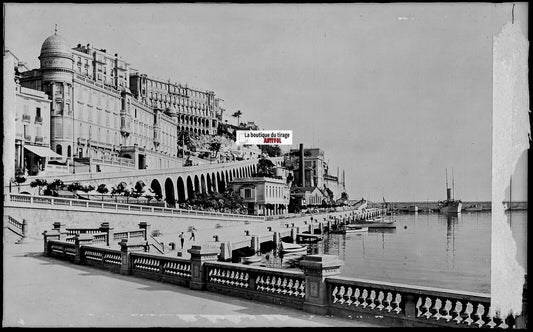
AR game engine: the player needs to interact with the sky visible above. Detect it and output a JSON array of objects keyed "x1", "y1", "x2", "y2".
[{"x1": 4, "y1": 3, "x2": 528, "y2": 202}]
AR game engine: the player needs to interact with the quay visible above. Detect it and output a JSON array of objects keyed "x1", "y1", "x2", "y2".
[
  {"x1": 2, "y1": 240, "x2": 379, "y2": 327},
  {"x1": 4, "y1": 198, "x2": 528, "y2": 328}
]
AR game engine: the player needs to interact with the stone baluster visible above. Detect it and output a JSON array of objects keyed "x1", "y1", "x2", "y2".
[
  {"x1": 300, "y1": 254, "x2": 343, "y2": 315},
  {"x1": 42, "y1": 229, "x2": 60, "y2": 256},
  {"x1": 74, "y1": 234, "x2": 93, "y2": 264},
  {"x1": 188, "y1": 243, "x2": 220, "y2": 290}
]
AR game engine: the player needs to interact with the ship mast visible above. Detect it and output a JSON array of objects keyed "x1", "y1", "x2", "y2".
[
  {"x1": 446, "y1": 168, "x2": 448, "y2": 189},
  {"x1": 452, "y1": 168, "x2": 455, "y2": 201}
]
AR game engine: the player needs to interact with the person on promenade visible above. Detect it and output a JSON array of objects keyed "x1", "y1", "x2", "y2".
[
  {"x1": 189, "y1": 227, "x2": 196, "y2": 241},
  {"x1": 179, "y1": 232, "x2": 185, "y2": 249}
]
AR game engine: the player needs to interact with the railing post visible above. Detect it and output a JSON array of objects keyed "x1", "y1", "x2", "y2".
[
  {"x1": 403, "y1": 294, "x2": 418, "y2": 318},
  {"x1": 220, "y1": 241, "x2": 232, "y2": 261},
  {"x1": 138, "y1": 222, "x2": 150, "y2": 240},
  {"x1": 21, "y1": 219, "x2": 27, "y2": 238},
  {"x1": 74, "y1": 234, "x2": 93, "y2": 264},
  {"x1": 188, "y1": 243, "x2": 220, "y2": 290},
  {"x1": 119, "y1": 239, "x2": 132, "y2": 275},
  {"x1": 42, "y1": 230, "x2": 60, "y2": 256},
  {"x1": 53, "y1": 221, "x2": 67, "y2": 240},
  {"x1": 291, "y1": 227, "x2": 299, "y2": 243},
  {"x1": 273, "y1": 232, "x2": 281, "y2": 248},
  {"x1": 250, "y1": 235, "x2": 260, "y2": 253},
  {"x1": 300, "y1": 255, "x2": 343, "y2": 315},
  {"x1": 99, "y1": 222, "x2": 114, "y2": 246}
]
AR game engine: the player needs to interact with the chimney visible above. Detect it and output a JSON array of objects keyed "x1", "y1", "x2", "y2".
[{"x1": 299, "y1": 143, "x2": 305, "y2": 187}]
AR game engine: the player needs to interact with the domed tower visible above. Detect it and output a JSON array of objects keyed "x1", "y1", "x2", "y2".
[{"x1": 38, "y1": 31, "x2": 74, "y2": 158}]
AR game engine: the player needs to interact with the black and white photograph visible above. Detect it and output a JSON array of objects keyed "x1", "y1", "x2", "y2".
[{"x1": 2, "y1": 2, "x2": 529, "y2": 328}]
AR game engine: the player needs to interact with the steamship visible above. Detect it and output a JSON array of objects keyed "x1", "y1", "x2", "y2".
[{"x1": 439, "y1": 168, "x2": 462, "y2": 214}]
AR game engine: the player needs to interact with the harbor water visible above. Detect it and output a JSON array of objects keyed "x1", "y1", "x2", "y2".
[{"x1": 260, "y1": 210, "x2": 527, "y2": 294}]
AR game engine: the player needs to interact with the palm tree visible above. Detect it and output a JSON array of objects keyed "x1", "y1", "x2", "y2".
[{"x1": 232, "y1": 110, "x2": 242, "y2": 127}]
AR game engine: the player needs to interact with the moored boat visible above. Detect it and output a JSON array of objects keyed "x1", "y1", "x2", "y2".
[
  {"x1": 463, "y1": 204, "x2": 483, "y2": 212},
  {"x1": 241, "y1": 255, "x2": 262, "y2": 264},
  {"x1": 356, "y1": 217, "x2": 397, "y2": 228},
  {"x1": 280, "y1": 241, "x2": 307, "y2": 254},
  {"x1": 330, "y1": 225, "x2": 368, "y2": 234},
  {"x1": 439, "y1": 168, "x2": 462, "y2": 214}
]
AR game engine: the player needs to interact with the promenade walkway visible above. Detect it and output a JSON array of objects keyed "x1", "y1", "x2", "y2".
[{"x1": 3, "y1": 239, "x2": 381, "y2": 327}]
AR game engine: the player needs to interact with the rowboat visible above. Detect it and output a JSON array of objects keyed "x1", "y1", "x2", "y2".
[
  {"x1": 280, "y1": 241, "x2": 307, "y2": 254},
  {"x1": 356, "y1": 217, "x2": 397, "y2": 228},
  {"x1": 330, "y1": 225, "x2": 368, "y2": 234},
  {"x1": 241, "y1": 255, "x2": 262, "y2": 264},
  {"x1": 345, "y1": 225, "x2": 368, "y2": 233}
]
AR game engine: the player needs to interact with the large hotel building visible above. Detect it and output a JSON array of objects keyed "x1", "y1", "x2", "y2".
[{"x1": 13, "y1": 31, "x2": 222, "y2": 176}]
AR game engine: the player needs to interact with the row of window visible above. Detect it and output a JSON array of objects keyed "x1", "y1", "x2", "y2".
[
  {"x1": 147, "y1": 80, "x2": 210, "y2": 100},
  {"x1": 266, "y1": 185, "x2": 287, "y2": 199}
]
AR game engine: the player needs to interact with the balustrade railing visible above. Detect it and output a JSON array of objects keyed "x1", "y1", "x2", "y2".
[
  {"x1": 47, "y1": 240, "x2": 76, "y2": 261},
  {"x1": 82, "y1": 246, "x2": 122, "y2": 272},
  {"x1": 4, "y1": 193, "x2": 263, "y2": 221},
  {"x1": 204, "y1": 261, "x2": 306, "y2": 308},
  {"x1": 7, "y1": 215, "x2": 23, "y2": 232},
  {"x1": 41, "y1": 229, "x2": 526, "y2": 329},
  {"x1": 327, "y1": 277, "x2": 516, "y2": 328},
  {"x1": 131, "y1": 252, "x2": 191, "y2": 286}
]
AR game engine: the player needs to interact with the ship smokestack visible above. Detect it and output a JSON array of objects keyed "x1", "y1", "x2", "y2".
[
  {"x1": 299, "y1": 143, "x2": 305, "y2": 187},
  {"x1": 447, "y1": 188, "x2": 452, "y2": 201}
]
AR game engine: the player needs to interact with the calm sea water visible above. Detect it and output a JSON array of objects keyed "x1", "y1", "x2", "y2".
[{"x1": 260, "y1": 210, "x2": 527, "y2": 294}]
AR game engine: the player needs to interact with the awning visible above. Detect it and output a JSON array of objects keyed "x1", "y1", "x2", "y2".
[{"x1": 24, "y1": 145, "x2": 62, "y2": 158}]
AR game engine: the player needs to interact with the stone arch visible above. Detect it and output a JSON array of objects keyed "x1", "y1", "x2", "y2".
[
  {"x1": 150, "y1": 179, "x2": 162, "y2": 200},
  {"x1": 134, "y1": 180, "x2": 146, "y2": 193},
  {"x1": 177, "y1": 177, "x2": 186, "y2": 203},
  {"x1": 211, "y1": 172, "x2": 217, "y2": 192},
  {"x1": 186, "y1": 176, "x2": 194, "y2": 199},
  {"x1": 206, "y1": 173, "x2": 212, "y2": 193},
  {"x1": 200, "y1": 174, "x2": 206, "y2": 194},
  {"x1": 194, "y1": 175, "x2": 200, "y2": 194},
  {"x1": 164, "y1": 177, "x2": 176, "y2": 207},
  {"x1": 216, "y1": 172, "x2": 223, "y2": 193}
]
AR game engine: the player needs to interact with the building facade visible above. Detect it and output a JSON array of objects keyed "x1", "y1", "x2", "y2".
[
  {"x1": 231, "y1": 177, "x2": 290, "y2": 216},
  {"x1": 4, "y1": 50, "x2": 62, "y2": 180},
  {"x1": 19, "y1": 32, "x2": 223, "y2": 173}
]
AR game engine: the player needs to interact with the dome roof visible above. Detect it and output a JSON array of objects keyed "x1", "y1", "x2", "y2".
[{"x1": 40, "y1": 34, "x2": 71, "y2": 55}]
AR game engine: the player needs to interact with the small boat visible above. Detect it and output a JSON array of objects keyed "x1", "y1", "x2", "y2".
[
  {"x1": 463, "y1": 204, "x2": 483, "y2": 212},
  {"x1": 241, "y1": 255, "x2": 262, "y2": 264},
  {"x1": 345, "y1": 225, "x2": 368, "y2": 233},
  {"x1": 330, "y1": 225, "x2": 368, "y2": 234},
  {"x1": 356, "y1": 218, "x2": 397, "y2": 228},
  {"x1": 407, "y1": 205, "x2": 418, "y2": 213},
  {"x1": 280, "y1": 241, "x2": 307, "y2": 254}
]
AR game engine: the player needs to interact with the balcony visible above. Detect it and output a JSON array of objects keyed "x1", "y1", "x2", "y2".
[
  {"x1": 35, "y1": 136, "x2": 44, "y2": 144},
  {"x1": 35, "y1": 116, "x2": 43, "y2": 124},
  {"x1": 22, "y1": 114, "x2": 31, "y2": 123}
]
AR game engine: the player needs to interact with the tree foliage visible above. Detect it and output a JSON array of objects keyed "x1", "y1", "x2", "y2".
[
  {"x1": 254, "y1": 158, "x2": 276, "y2": 178},
  {"x1": 261, "y1": 144, "x2": 282, "y2": 157}
]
